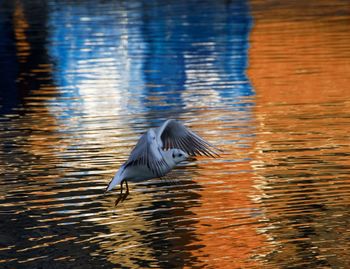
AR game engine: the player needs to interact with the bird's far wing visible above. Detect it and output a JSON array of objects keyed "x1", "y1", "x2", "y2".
[
  {"x1": 125, "y1": 129, "x2": 169, "y2": 176},
  {"x1": 157, "y1": 119, "x2": 220, "y2": 157}
]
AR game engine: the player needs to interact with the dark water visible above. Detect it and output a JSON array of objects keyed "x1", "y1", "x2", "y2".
[{"x1": 1, "y1": 0, "x2": 350, "y2": 268}]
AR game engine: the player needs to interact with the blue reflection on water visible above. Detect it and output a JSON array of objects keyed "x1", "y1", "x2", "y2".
[
  {"x1": 141, "y1": 1, "x2": 253, "y2": 111},
  {"x1": 46, "y1": 0, "x2": 253, "y2": 121},
  {"x1": 48, "y1": 1, "x2": 148, "y2": 119}
]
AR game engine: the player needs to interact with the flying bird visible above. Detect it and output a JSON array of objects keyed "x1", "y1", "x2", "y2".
[{"x1": 106, "y1": 119, "x2": 220, "y2": 206}]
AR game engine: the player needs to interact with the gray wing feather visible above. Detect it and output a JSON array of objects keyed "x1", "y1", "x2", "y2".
[
  {"x1": 126, "y1": 130, "x2": 169, "y2": 176},
  {"x1": 157, "y1": 119, "x2": 220, "y2": 157}
]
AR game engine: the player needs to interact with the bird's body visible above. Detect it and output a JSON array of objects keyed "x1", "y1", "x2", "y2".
[
  {"x1": 107, "y1": 147, "x2": 186, "y2": 189},
  {"x1": 106, "y1": 119, "x2": 220, "y2": 205}
]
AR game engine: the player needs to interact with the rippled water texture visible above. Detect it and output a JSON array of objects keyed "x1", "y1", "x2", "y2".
[{"x1": 1, "y1": 0, "x2": 350, "y2": 268}]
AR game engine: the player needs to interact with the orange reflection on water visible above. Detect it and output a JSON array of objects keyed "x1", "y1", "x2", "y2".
[
  {"x1": 184, "y1": 113, "x2": 270, "y2": 269},
  {"x1": 248, "y1": 0, "x2": 350, "y2": 267},
  {"x1": 13, "y1": 1, "x2": 30, "y2": 62},
  {"x1": 249, "y1": 0, "x2": 350, "y2": 104}
]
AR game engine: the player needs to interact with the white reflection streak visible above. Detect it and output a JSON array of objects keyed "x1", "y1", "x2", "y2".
[
  {"x1": 77, "y1": 16, "x2": 135, "y2": 117},
  {"x1": 182, "y1": 50, "x2": 222, "y2": 108},
  {"x1": 48, "y1": 7, "x2": 145, "y2": 122}
]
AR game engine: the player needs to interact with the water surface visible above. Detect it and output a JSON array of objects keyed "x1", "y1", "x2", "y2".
[{"x1": 1, "y1": 0, "x2": 350, "y2": 268}]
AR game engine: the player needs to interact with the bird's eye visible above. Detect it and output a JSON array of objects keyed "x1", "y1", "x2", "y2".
[
  {"x1": 172, "y1": 152, "x2": 175, "y2": 158},
  {"x1": 179, "y1": 153, "x2": 183, "y2": 157}
]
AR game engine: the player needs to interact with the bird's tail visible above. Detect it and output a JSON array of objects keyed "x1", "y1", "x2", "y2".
[{"x1": 105, "y1": 166, "x2": 125, "y2": 192}]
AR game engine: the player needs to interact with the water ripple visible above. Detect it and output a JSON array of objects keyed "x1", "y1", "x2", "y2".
[{"x1": 1, "y1": 0, "x2": 350, "y2": 268}]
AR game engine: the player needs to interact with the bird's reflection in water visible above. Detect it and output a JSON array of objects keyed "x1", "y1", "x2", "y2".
[{"x1": 133, "y1": 167, "x2": 202, "y2": 268}]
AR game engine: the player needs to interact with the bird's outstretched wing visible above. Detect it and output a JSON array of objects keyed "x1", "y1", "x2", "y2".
[
  {"x1": 156, "y1": 119, "x2": 220, "y2": 157},
  {"x1": 125, "y1": 129, "x2": 169, "y2": 176}
]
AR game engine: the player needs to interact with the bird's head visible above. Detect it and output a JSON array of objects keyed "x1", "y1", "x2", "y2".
[{"x1": 170, "y1": 148, "x2": 188, "y2": 164}]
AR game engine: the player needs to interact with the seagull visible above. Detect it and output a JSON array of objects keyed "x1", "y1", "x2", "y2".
[{"x1": 106, "y1": 119, "x2": 220, "y2": 206}]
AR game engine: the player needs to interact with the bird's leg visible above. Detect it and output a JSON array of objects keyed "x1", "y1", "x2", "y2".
[
  {"x1": 114, "y1": 181, "x2": 124, "y2": 206},
  {"x1": 121, "y1": 180, "x2": 129, "y2": 202}
]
